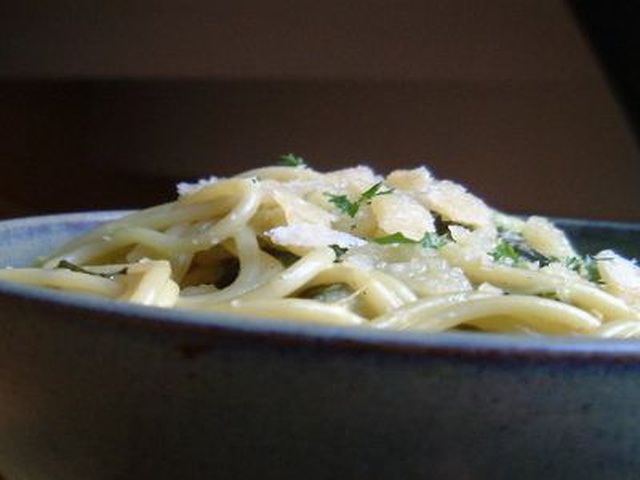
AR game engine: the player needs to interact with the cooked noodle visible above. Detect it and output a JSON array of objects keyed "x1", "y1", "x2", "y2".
[{"x1": 2, "y1": 161, "x2": 640, "y2": 337}]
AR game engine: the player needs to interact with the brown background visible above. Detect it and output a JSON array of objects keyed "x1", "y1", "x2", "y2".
[{"x1": 1, "y1": 0, "x2": 638, "y2": 220}]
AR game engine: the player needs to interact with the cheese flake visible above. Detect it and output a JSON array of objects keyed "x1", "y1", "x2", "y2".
[{"x1": 265, "y1": 223, "x2": 367, "y2": 249}]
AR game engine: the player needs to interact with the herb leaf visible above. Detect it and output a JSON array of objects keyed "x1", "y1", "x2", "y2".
[
  {"x1": 325, "y1": 181, "x2": 394, "y2": 218},
  {"x1": 56, "y1": 260, "x2": 127, "y2": 279},
  {"x1": 538, "y1": 291, "x2": 561, "y2": 301},
  {"x1": 278, "y1": 153, "x2": 306, "y2": 168},
  {"x1": 566, "y1": 255, "x2": 602, "y2": 284},
  {"x1": 489, "y1": 241, "x2": 523, "y2": 265},
  {"x1": 491, "y1": 227, "x2": 561, "y2": 268},
  {"x1": 329, "y1": 244, "x2": 348, "y2": 261},
  {"x1": 326, "y1": 194, "x2": 360, "y2": 217},
  {"x1": 359, "y1": 182, "x2": 394, "y2": 202},
  {"x1": 372, "y1": 231, "x2": 450, "y2": 249},
  {"x1": 372, "y1": 232, "x2": 417, "y2": 245},
  {"x1": 492, "y1": 228, "x2": 604, "y2": 283},
  {"x1": 421, "y1": 232, "x2": 450, "y2": 249}
]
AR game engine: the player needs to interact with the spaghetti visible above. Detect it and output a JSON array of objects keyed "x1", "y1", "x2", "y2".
[{"x1": 2, "y1": 160, "x2": 640, "y2": 337}]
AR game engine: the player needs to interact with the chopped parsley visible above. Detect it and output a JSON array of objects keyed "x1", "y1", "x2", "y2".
[
  {"x1": 56, "y1": 260, "x2": 127, "y2": 279},
  {"x1": 565, "y1": 255, "x2": 602, "y2": 284},
  {"x1": 538, "y1": 291, "x2": 561, "y2": 301},
  {"x1": 421, "y1": 232, "x2": 450, "y2": 249},
  {"x1": 494, "y1": 228, "x2": 554, "y2": 266},
  {"x1": 492, "y1": 228, "x2": 606, "y2": 284},
  {"x1": 326, "y1": 193, "x2": 360, "y2": 217},
  {"x1": 489, "y1": 241, "x2": 524, "y2": 266},
  {"x1": 371, "y1": 232, "x2": 415, "y2": 245},
  {"x1": 325, "y1": 182, "x2": 394, "y2": 218},
  {"x1": 278, "y1": 153, "x2": 307, "y2": 168},
  {"x1": 360, "y1": 182, "x2": 394, "y2": 202},
  {"x1": 372, "y1": 231, "x2": 450, "y2": 249},
  {"x1": 329, "y1": 244, "x2": 348, "y2": 262}
]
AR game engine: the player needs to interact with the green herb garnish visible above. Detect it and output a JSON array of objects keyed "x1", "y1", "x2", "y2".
[
  {"x1": 56, "y1": 260, "x2": 127, "y2": 279},
  {"x1": 421, "y1": 232, "x2": 450, "y2": 249},
  {"x1": 371, "y1": 232, "x2": 416, "y2": 245},
  {"x1": 329, "y1": 244, "x2": 348, "y2": 262},
  {"x1": 495, "y1": 228, "x2": 555, "y2": 266},
  {"x1": 278, "y1": 153, "x2": 306, "y2": 168},
  {"x1": 538, "y1": 291, "x2": 561, "y2": 301},
  {"x1": 360, "y1": 182, "x2": 394, "y2": 202},
  {"x1": 492, "y1": 228, "x2": 606, "y2": 284},
  {"x1": 326, "y1": 193, "x2": 360, "y2": 217},
  {"x1": 325, "y1": 182, "x2": 394, "y2": 218},
  {"x1": 565, "y1": 255, "x2": 602, "y2": 284},
  {"x1": 489, "y1": 241, "x2": 523, "y2": 265},
  {"x1": 372, "y1": 231, "x2": 450, "y2": 249}
]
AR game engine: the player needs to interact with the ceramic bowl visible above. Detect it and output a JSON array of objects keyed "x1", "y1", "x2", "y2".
[{"x1": 1, "y1": 212, "x2": 640, "y2": 480}]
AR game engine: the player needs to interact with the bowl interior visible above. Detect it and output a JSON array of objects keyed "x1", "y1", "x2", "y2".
[
  {"x1": 558, "y1": 217, "x2": 640, "y2": 258},
  {"x1": 0, "y1": 211, "x2": 129, "y2": 268}
]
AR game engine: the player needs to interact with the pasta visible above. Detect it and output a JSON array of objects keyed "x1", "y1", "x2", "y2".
[{"x1": 2, "y1": 157, "x2": 640, "y2": 338}]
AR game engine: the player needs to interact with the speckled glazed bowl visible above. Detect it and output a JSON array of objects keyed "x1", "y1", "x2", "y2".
[{"x1": 1, "y1": 212, "x2": 640, "y2": 480}]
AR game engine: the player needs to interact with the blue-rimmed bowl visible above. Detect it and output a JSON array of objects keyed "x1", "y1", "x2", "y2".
[{"x1": 1, "y1": 212, "x2": 640, "y2": 480}]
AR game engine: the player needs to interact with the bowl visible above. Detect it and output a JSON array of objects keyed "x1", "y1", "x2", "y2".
[{"x1": 1, "y1": 212, "x2": 640, "y2": 480}]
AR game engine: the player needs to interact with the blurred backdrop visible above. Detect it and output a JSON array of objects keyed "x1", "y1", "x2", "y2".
[{"x1": 1, "y1": 0, "x2": 638, "y2": 220}]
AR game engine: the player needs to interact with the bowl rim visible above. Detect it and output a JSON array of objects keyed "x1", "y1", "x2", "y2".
[{"x1": 2, "y1": 210, "x2": 640, "y2": 363}]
